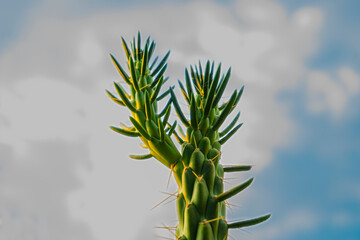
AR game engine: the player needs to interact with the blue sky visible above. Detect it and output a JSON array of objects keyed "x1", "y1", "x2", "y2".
[{"x1": 0, "y1": 0, "x2": 359, "y2": 240}]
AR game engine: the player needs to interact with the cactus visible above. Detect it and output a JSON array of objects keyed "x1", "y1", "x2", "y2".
[{"x1": 107, "y1": 32, "x2": 270, "y2": 240}]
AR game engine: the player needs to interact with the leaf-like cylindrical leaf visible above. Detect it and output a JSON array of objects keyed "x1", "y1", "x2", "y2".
[
  {"x1": 130, "y1": 117, "x2": 151, "y2": 140},
  {"x1": 121, "y1": 37, "x2": 131, "y2": 60},
  {"x1": 140, "y1": 42, "x2": 148, "y2": 76},
  {"x1": 203, "y1": 60, "x2": 210, "y2": 98},
  {"x1": 190, "y1": 96, "x2": 198, "y2": 130},
  {"x1": 129, "y1": 153, "x2": 153, "y2": 160},
  {"x1": 148, "y1": 41, "x2": 156, "y2": 61},
  {"x1": 230, "y1": 85, "x2": 244, "y2": 114},
  {"x1": 216, "y1": 178, "x2": 254, "y2": 202},
  {"x1": 136, "y1": 31, "x2": 141, "y2": 60},
  {"x1": 106, "y1": 90, "x2": 125, "y2": 106},
  {"x1": 151, "y1": 51, "x2": 170, "y2": 77},
  {"x1": 150, "y1": 64, "x2": 167, "y2": 88},
  {"x1": 227, "y1": 214, "x2": 271, "y2": 229},
  {"x1": 113, "y1": 82, "x2": 136, "y2": 112},
  {"x1": 162, "y1": 104, "x2": 171, "y2": 126},
  {"x1": 185, "y1": 68, "x2": 194, "y2": 101},
  {"x1": 219, "y1": 123, "x2": 243, "y2": 145},
  {"x1": 110, "y1": 54, "x2": 131, "y2": 85},
  {"x1": 212, "y1": 90, "x2": 237, "y2": 130},
  {"x1": 223, "y1": 165, "x2": 252, "y2": 172},
  {"x1": 157, "y1": 97, "x2": 172, "y2": 118},
  {"x1": 168, "y1": 120, "x2": 177, "y2": 137},
  {"x1": 110, "y1": 126, "x2": 140, "y2": 137},
  {"x1": 170, "y1": 88, "x2": 190, "y2": 127},
  {"x1": 178, "y1": 80, "x2": 190, "y2": 104},
  {"x1": 212, "y1": 67, "x2": 231, "y2": 107},
  {"x1": 144, "y1": 92, "x2": 152, "y2": 120},
  {"x1": 190, "y1": 66, "x2": 201, "y2": 94},
  {"x1": 158, "y1": 118, "x2": 165, "y2": 142},
  {"x1": 156, "y1": 85, "x2": 173, "y2": 101},
  {"x1": 219, "y1": 112, "x2": 240, "y2": 137},
  {"x1": 203, "y1": 64, "x2": 221, "y2": 117},
  {"x1": 129, "y1": 57, "x2": 140, "y2": 91},
  {"x1": 150, "y1": 76, "x2": 164, "y2": 103}
]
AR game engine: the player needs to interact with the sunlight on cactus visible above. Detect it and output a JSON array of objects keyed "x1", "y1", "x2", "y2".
[{"x1": 106, "y1": 32, "x2": 270, "y2": 240}]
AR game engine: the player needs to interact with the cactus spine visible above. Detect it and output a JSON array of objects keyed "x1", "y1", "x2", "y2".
[{"x1": 107, "y1": 32, "x2": 270, "y2": 240}]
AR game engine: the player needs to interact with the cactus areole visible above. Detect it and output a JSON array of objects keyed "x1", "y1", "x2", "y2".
[{"x1": 107, "y1": 32, "x2": 270, "y2": 240}]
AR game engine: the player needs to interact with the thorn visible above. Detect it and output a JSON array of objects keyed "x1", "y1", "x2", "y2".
[
  {"x1": 193, "y1": 134, "x2": 197, "y2": 148},
  {"x1": 156, "y1": 223, "x2": 176, "y2": 236},
  {"x1": 201, "y1": 216, "x2": 225, "y2": 224},
  {"x1": 210, "y1": 151, "x2": 221, "y2": 162},
  {"x1": 191, "y1": 170, "x2": 201, "y2": 181},
  {"x1": 167, "y1": 164, "x2": 174, "y2": 190},
  {"x1": 151, "y1": 191, "x2": 177, "y2": 210},
  {"x1": 225, "y1": 200, "x2": 233, "y2": 212}
]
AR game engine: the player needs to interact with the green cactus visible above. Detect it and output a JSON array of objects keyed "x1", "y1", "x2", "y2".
[{"x1": 107, "y1": 32, "x2": 270, "y2": 240}]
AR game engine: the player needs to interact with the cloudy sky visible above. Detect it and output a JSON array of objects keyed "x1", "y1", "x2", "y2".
[{"x1": 0, "y1": 0, "x2": 359, "y2": 239}]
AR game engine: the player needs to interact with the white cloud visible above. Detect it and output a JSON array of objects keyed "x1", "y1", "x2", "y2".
[
  {"x1": 244, "y1": 209, "x2": 319, "y2": 240},
  {"x1": 0, "y1": 0, "x2": 358, "y2": 239},
  {"x1": 306, "y1": 67, "x2": 360, "y2": 118}
]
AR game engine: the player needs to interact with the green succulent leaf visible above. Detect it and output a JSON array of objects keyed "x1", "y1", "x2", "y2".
[
  {"x1": 150, "y1": 76, "x2": 164, "y2": 103},
  {"x1": 150, "y1": 56, "x2": 158, "y2": 70},
  {"x1": 157, "y1": 97, "x2": 172, "y2": 118},
  {"x1": 162, "y1": 104, "x2": 171, "y2": 126},
  {"x1": 190, "y1": 96, "x2": 198, "y2": 130},
  {"x1": 219, "y1": 123, "x2": 243, "y2": 145},
  {"x1": 144, "y1": 91, "x2": 152, "y2": 120},
  {"x1": 216, "y1": 178, "x2": 253, "y2": 202},
  {"x1": 219, "y1": 112, "x2": 240, "y2": 137},
  {"x1": 170, "y1": 88, "x2": 190, "y2": 127},
  {"x1": 110, "y1": 126, "x2": 140, "y2": 137},
  {"x1": 140, "y1": 42, "x2": 148, "y2": 76},
  {"x1": 230, "y1": 85, "x2": 244, "y2": 114},
  {"x1": 129, "y1": 153, "x2": 153, "y2": 160},
  {"x1": 151, "y1": 51, "x2": 170, "y2": 77},
  {"x1": 203, "y1": 63, "x2": 221, "y2": 117},
  {"x1": 105, "y1": 90, "x2": 125, "y2": 106},
  {"x1": 184, "y1": 68, "x2": 194, "y2": 101},
  {"x1": 129, "y1": 57, "x2": 140, "y2": 92},
  {"x1": 178, "y1": 80, "x2": 190, "y2": 104},
  {"x1": 212, "y1": 90, "x2": 238, "y2": 130},
  {"x1": 156, "y1": 86, "x2": 173, "y2": 101},
  {"x1": 190, "y1": 66, "x2": 201, "y2": 95},
  {"x1": 203, "y1": 60, "x2": 211, "y2": 98},
  {"x1": 121, "y1": 37, "x2": 131, "y2": 60},
  {"x1": 212, "y1": 67, "x2": 231, "y2": 107},
  {"x1": 110, "y1": 54, "x2": 131, "y2": 85},
  {"x1": 113, "y1": 82, "x2": 136, "y2": 113},
  {"x1": 148, "y1": 41, "x2": 156, "y2": 61},
  {"x1": 168, "y1": 120, "x2": 177, "y2": 136},
  {"x1": 129, "y1": 117, "x2": 152, "y2": 140},
  {"x1": 136, "y1": 31, "x2": 141, "y2": 59},
  {"x1": 150, "y1": 64, "x2": 167, "y2": 88},
  {"x1": 227, "y1": 214, "x2": 271, "y2": 229},
  {"x1": 223, "y1": 165, "x2": 252, "y2": 172},
  {"x1": 173, "y1": 130, "x2": 185, "y2": 145}
]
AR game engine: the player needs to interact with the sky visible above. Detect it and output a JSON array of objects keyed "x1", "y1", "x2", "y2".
[{"x1": 0, "y1": 0, "x2": 359, "y2": 239}]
